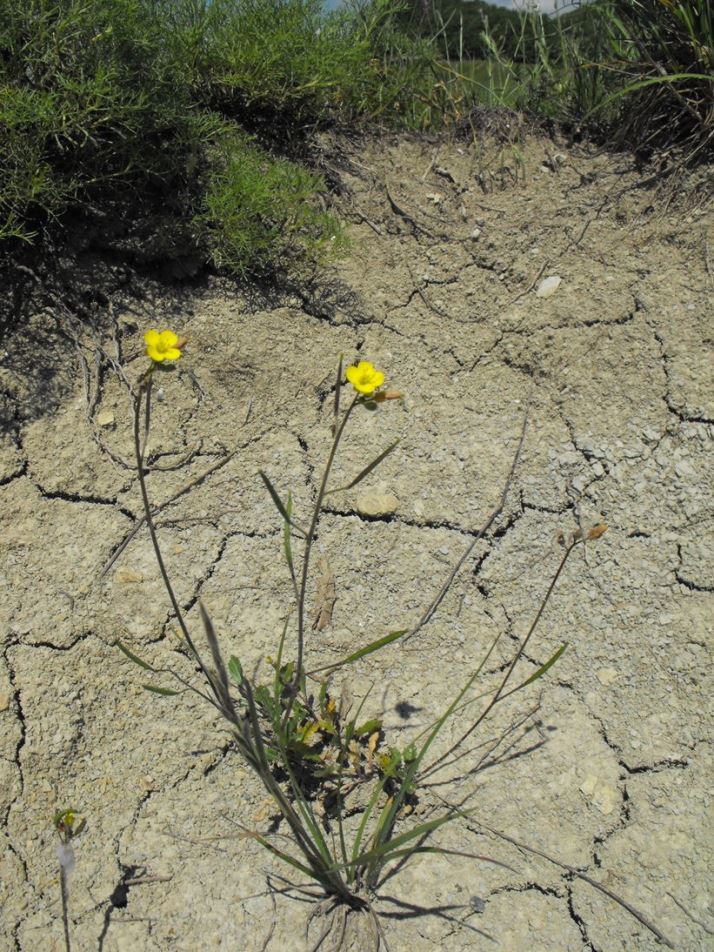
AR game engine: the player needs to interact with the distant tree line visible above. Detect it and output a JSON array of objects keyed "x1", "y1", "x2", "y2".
[{"x1": 398, "y1": 0, "x2": 605, "y2": 62}]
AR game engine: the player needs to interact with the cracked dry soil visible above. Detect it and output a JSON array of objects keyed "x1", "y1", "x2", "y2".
[{"x1": 0, "y1": 132, "x2": 712, "y2": 952}]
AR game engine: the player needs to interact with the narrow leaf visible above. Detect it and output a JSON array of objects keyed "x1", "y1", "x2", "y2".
[
  {"x1": 327, "y1": 440, "x2": 399, "y2": 494},
  {"x1": 259, "y1": 471, "x2": 306, "y2": 536},
  {"x1": 342, "y1": 628, "x2": 409, "y2": 664},
  {"x1": 245, "y1": 830, "x2": 321, "y2": 880},
  {"x1": 282, "y1": 492, "x2": 296, "y2": 585},
  {"x1": 378, "y1": 845, "x2": 516, "y2": 870},
  {"x1": 310, "y1": 630, "x2": 408, "y2": 674},
  {"x1": 519, "y1": 643, "x2": 568, "y2": 689},
  {"x1": 346, "y1": 814, "x2": 455, "y2": 870},
  {"x1": 142, "y1": 684, "x2": 181, "y2": 697},
  {"x1": 116, "y1": 641, "x2": 156, "y2": 672}
]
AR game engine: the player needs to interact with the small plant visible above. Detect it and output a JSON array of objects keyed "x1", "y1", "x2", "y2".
[
  {"x1": 111, "y1": 332, "x2": 671, "y2": 948},
  {"x1": 53, "y1": 808, "x2": 85, "y2": 952}
]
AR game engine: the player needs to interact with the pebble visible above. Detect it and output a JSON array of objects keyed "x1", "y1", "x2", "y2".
[
  {"x1": 470, "y1": 227, "x2": 482, "y2": 240},
  {"x1": 580, "y1": 774, "x2": 619, "y2": 814},
  {"x1": 535, "y1": 275, "x2": 562, "y2": 298},
  {"x1": 355, "y1": 492, "x2": 399, "y2": 517},
  {"x1": 675, "y1": 460, "x2": 695, "y2": 478},
  {"x1": 115, "y1": 567, "x2": 144, "y2": 584},
  {"x1": 596, "y1": 667, "x2": 618, "y2": 686},
  {"x1": 0, "y1": 692, "x2": 10, "y2": 712},
  {"x1": 96, "y1": 410, "x2": 115, "y2": 427}
]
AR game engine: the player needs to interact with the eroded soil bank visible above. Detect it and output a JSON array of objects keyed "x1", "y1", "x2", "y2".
[{"x1": 1, "y1": 132, "x2": 712, "y2": 951}]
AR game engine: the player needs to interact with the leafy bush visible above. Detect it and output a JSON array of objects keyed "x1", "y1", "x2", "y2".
[
  {"x1": 199, "y1": 131, "x2": 348, "y2": 275},
  {"x1": 0, "y1": 0, "x2": 446, "y2": 271}
]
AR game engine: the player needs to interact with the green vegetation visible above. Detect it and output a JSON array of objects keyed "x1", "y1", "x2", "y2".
[
  {"x1": 1, "y1": 0, "x2": 711, "y2": 277},
  {"x1": 410, "y1": 0, "x2": 713, "y2": 157},
  {"x1": 0, "y1": 0, "x2": 444, "y2": 271}
]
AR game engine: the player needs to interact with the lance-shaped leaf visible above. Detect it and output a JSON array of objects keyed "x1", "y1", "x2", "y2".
[
  {"x1": 142, "y1": 684, "x2": 181, "y2": 697},
  {"x1": 501, "y1": 643, "x2": 568, "y2": 701},
  {"x1": 228, "y1": 656, "x2": 244, "y2": 685},
  {"x1": 116, "y1": 641, "x2": 156, "y2": 672},
  {"x1": 259, "y1": 471, "x2": 307, "y2": 536},
  {"x1": 309, "y1": 629, "x2": 408, "y2": 674},
  {"x1": 283, "y1": 492, "x2": 297, "y2": 592},
  {"x1": 325, "y1": 439, "x2": 400, "y2": 495}
]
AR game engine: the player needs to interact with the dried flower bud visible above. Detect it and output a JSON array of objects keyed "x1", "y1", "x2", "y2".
[
  {"x1": 373, "y1": 390, "x2": 404, "y2": 403},
  {"x1": 587, "y1": 522, "x2": 608, "y2": 541}
]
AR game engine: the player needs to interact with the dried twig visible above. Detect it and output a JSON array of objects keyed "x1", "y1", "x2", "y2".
[
  {"x1": 470, "y1": 820, "x2": 676, "y2": 949},
  {"x1": 384, "y1": 185, "x2": 434, "y2": 238},
  {"x1": 403, "y1": 409, "x2": 529, "y2": 644}
]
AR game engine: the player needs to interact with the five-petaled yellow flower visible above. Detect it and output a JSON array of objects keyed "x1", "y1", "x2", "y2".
[
  {"x1": 345, "y1": 360, "x2": 384, "y2": 396},
  {"x1": 144, "y1": 329, "x2": 183, "y2": 363}
]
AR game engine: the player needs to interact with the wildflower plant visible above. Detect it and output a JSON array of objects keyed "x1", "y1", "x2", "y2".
[{"x1": 112, "y1": 334, "x2": 671, "y2": 949}]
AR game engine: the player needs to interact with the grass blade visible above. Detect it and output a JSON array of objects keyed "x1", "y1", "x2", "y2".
[
  {"x1": 326, "y1": 440, "x2": 400, "y2": 495},
  {"x1": 259, "y1": 471, "x2": 307, "y2": 536}
]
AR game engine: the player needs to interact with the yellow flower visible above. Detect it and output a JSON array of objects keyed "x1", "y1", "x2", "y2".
[
  {"x1": 144, "y1": 329, "x2": 183, "y2": 363},
  {"x1": 345, "y1": 360, "x2": 385, "y2": 396}
]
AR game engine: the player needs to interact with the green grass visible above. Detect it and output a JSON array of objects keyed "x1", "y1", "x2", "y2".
[
  {"x1": 0, "y1": 0, "x2": 455, "y2": 272},
  {"x1": 428, "y1": 0, "x2": 713, "y2": 161},
  {"x1": 1, "y1": 0, "x2": 710, "y2": 277}
]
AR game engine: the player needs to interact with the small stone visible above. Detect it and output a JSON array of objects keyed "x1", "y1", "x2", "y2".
[
  {"x1": 115, "y1": 567, "x2": 144, "y2": 584},
  {"x1": 0, "y1": 692, "x2": 11, "y2": 712},
  {"x1": 580, "y1": 774, "x2": 619, "y2": 814},
  {"x1": 675, "y1": 460, "x2": 695, "y2": 478},
  {"x1": 96, "y1": 410, "x2": 115, "y2": 427},
  {"x1": 535, "y1": 275, "x2": 562, "y2": 298},
  {"x1": 596, "y1": 667, "x2": 618, "y2": 686},
  {"x1": 356, "y1": 492, "x2": 399, "y2": 517},
  {"x1": 470, "y1": 227, "x2": 482, "y2": 240}
]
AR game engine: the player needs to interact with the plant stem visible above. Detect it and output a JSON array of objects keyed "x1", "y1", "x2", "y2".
[
  {"x1": 287, "y1": 394, "x2": 358, "y2": 722},
  {"x1": 60, "y1": 867, "x2": 71, "y2": 952},
  {"x1": 132, "y1": 374, "x2": 211, "y2": 681}
]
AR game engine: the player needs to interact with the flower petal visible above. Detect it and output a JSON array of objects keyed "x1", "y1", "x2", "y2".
[{"x1": 158, "y1": 330, "x2": 179, "y2": 349}]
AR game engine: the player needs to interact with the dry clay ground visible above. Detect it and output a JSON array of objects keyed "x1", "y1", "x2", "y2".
[{"x1": 0, "y1": 132, "x2": 713, "y2": 952}]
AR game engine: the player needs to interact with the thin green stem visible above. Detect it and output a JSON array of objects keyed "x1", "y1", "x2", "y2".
[
  {"x1": 132, "y1": 375, "x2": 213, "y2": 686},
  {"x1": 286, "y1": 393, "x2": 359, "y2": 724}
]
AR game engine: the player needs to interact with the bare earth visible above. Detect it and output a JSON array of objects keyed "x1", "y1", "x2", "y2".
[{"x1": 1, "y1": 132, "x2": 712, "y2": 951}]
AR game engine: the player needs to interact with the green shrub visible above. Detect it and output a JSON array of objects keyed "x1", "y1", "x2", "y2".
[
  {"x1": 198, "y1": 131, "x2": 348, "y2": 275},
  {"x1": 0, "y1": 0, "x2": 455, "y2": 269}
]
